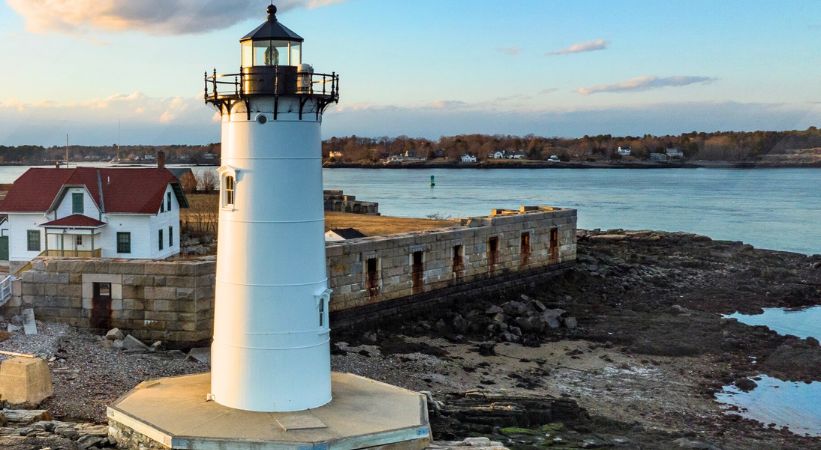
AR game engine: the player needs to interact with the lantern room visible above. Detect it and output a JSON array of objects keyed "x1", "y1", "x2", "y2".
[{"x1": 241, "y1": 5, "x2": 303, "y2": 67}]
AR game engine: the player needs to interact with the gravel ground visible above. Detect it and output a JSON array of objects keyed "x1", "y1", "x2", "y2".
[{"x1": 0, "y1": 321, "x2": 208, "y2": 422}]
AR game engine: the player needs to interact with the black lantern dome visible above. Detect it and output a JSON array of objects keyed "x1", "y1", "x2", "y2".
[{"x1": 241, "y1": 5, "x2": 303, "y2": 67}]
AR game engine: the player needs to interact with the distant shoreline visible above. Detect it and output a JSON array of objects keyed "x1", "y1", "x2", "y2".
[{"x1": 323, "y1": 160, "x2": 821, "y2": 169}]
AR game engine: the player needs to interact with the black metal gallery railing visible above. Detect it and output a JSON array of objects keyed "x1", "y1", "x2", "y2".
[{"x1": 204, "y1": 68, "x2": 339, "y2": 103}]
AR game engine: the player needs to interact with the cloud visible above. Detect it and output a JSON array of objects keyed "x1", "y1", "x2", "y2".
[
  {"x1": 577, "y1": 75, "x2": 716, "y2": 95},
  {"x1": 6, "y1": 0, "x2": 345, "y2": 35},
  {"x1": 546, "y1": 39, "x2": 608, "y2": 56},
  {"x1": 497, "y1": 47, "x2": 521, "y2": 56}
]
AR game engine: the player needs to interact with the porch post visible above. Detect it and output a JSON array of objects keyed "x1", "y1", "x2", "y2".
[
  {"x1": 60, "y1": 233, "x2": 65, "y2": 257},
  {"x1": 91, "y1": 233, "x2": 95, "y2": 258},
  {"x1": 44, "y1": 230, "x2": 48, "y2": 255}
]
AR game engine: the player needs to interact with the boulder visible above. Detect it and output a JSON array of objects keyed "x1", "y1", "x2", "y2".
[
  {"x1": 564, "y1": 317, "x2": 578, "y2": 329},
  {"x1": 0, "y1": 358, "x2": 54, "y2": 406},
  {"x1": 121, "y1": 335, "x2": 150, "y2": 352},
  {"x1": 105, "y1": 328, "x2": 125, "y2": 341},
  {"x1": 515, "y1": 316, "x2": 545, "y2": 333},
  {"x1": 2, "y1": 409, "x2": 52, "y2": 424},
  {"x1": 452, "y1": 314, "x2": 469, "y2": 333},
  {"x1": 485, "y1": 305, "x2": 504, "y2": 315},
  {"x1": 501, "y1": 301, "x2": 529, "y2": 316}
]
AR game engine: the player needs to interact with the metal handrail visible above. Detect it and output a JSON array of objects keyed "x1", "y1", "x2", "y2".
[
  {"x1": 0, "y1": 274, "x2": 13, "y2": 306},
  {"x1": 204, "y1": 70, "x2": 340, "y2": 101}
]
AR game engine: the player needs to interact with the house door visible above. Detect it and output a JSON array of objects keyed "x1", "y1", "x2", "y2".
[
  {"x1": 0, "y1": 236, "x2": 8, "y2": 261},
  {"x1": 91, "y1": 282, "x2": 112, "y2": 330}
]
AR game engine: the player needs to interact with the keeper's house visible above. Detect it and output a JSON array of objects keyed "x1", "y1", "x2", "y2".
[{"x1": 0, "y1": 167, "x2": 188, "y2": 271}]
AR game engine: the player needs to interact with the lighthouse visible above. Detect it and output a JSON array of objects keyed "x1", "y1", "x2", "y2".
[
  {"x1": 205, "y1": 4, "x2": 339, "y2": 412},
  {"x1": 108, "y1": 6, "x2": 430, "y2": 447}
]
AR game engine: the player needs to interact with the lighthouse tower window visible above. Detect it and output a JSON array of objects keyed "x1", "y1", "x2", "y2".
[{"x1": 223, "y1": 176, "x2": 235, "y2": 208}]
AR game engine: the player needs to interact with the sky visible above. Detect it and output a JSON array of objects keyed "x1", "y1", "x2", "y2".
[{"x1": 0, "y1": 0, "x2": 818, "y2": 146}]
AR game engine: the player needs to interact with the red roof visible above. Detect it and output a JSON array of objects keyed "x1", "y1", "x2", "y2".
[
  {"x1": 0, "y1": 168, "x2": 187, "y2": 214},
  {"x1": 40, "y1": 214, "x2": 106, "y2": 228}
]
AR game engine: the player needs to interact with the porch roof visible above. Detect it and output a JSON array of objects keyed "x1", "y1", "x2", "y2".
[{"x1": 40, "y1": 214, "x2": 106, "y2": 229}]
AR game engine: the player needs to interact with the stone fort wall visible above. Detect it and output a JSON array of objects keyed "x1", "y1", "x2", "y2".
[{"x1": 6, "y1": 207, "x2": 576, "y2": 343}]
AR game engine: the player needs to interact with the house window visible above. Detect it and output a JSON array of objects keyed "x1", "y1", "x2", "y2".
[
  {"x1": 158, "y1": 229, "x2": 164, "y2": 251},
  {"x1": 160, "y1": 198, "x2": 165, "y2": 213},
  {"x1": 75, "y1": 235, "x2": 83, "y2": 247},
  {"x1": 167, "y1": 192, "x2": 172, "y2": 211},
  {"x1": 223, "y1": 176, "x2": 235, "y2": 208},
  {"x1": 72, "y1": 192, "x2": 84, "y2": 214},
  {"x1": 319, "y1": 297, "x2": 325, "y2": 327},
  {"x1": 168, "y1": 226, "x2": 173, "y2": 247},
  {"x1": 27, "y1": 230, "x2": 41, "y2": 252},
  {"x1": 117, "y1": 232, "x2": 131, "y2": 254}
]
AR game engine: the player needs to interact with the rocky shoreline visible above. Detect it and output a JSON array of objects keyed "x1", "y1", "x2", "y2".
[
  {"x1": 1, "y1": 229, "x2": 819, "y2": 449},
  {"x1": 333, "y1": 229, "x2": 821, "y2": 449}
]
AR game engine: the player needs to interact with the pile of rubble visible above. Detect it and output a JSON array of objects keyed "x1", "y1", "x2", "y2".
[
  {"x1": 0, "y1": 409, "x2": 115, "y2": 450},
  {"x1": 101, "y1": 328, "x2": 162, "y2": 354}
]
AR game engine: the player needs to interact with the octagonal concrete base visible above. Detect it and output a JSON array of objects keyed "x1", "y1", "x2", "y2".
[{"x1": 107, "y1": 372, "x2": 431, "y2": 450}]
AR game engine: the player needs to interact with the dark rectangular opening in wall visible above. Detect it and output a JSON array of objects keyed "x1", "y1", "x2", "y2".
[
  {"x1": 488, "y1": 236, "x2": 499, "y2": 271},
  {"x1": 520, "y1": 232, "x2": 531, "y2": 267},
  {"x1": 366, "y1": 257, "x2": 379, "y2": 297},
  {"x1": 412, "y1": 251, "x2": 424, "y2": 294},
  {"x1": 91, "y1": 282, "x2": 112, "y2": 330},
  {"x1": 452, "y1": 244, "x2": 464, "y2": 277},
  {"x1": 550, "y1": 227, "x2": 559, "y2": 262}
]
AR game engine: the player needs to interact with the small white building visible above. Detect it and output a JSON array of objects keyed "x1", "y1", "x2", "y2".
[
  {"x1": 491, "y1": 150, "x2": 506, "y2": 159},
  {"x1": 0, "y1": 167, "x2": 188, "y2": 266},
  {"x1": 507, "y1": 151, "x2": 526, "y2": 160},
  {"x1": 666, "y1": 147, "x2": 685, "y2": 159},
  {"x1": 460, "y1": 154, "x2": 477, "y2": 163},
  {"x1": 616, "y1": 146, "x2": 632, "y2": 157}
]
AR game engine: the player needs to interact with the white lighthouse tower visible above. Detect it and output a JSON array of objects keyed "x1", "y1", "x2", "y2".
[
  {"x1": 108, "y1": 7, "x2": 430, "y2": 447},
  {"x1": 205, "y1": 4, "x2": 339, "y2": 412}
]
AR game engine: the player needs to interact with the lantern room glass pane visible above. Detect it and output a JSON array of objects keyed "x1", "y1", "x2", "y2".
[
  {"x1": 241, "y1": 41, "x2": 253, "y2": 67},
  {"x1": 290, "y1": 43, "x2": 302, "y2": 66},
  {"x1": 253, "y1": 40, "x2": 290, "y2": 66}
]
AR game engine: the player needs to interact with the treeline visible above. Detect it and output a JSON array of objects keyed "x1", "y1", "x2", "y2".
[
  {"x1": 322, "y1": 127, "x2": 821, "y2": 162},
  {"x1": 0, "y1": 144, "x2": 221, "y2": 165},
  {"x1": 2, "y1": 128, "x2": 819, "y2": 164}
]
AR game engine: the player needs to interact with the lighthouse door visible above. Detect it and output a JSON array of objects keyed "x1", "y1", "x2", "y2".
[{"x1": 91, "y1": 282, "x2": 112, "y2": 330}]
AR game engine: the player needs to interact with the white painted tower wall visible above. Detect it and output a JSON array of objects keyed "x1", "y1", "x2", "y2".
[{"x1": 211, "y1": 96, "x2": 332, "y2": 412}]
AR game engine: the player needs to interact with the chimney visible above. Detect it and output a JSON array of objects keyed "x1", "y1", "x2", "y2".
[{"x1": 157, "y1": 151, "x2": 166, "y2": 169}]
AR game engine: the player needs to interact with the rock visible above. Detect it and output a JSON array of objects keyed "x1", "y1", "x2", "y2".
[
  {"x1": 105, "y1": 328, "x2": 125, "y2": 341},
  {"x1": 477, "y1": 342, "x2": 496, "y2": 356},
  {"x1": 564, "y1": 317, "x2": 578, "y2": 329},
  {"x1": 485, "y1": 305, "x2": 503, "y2": 315},
  {"x1": 121, "y1": 335, "x2": 150, "y2": 352},
  {"x1": 187, "y1": 347, "x2": 211, "y2": 365},
  {"x1": 0, "y1": 330, "x2": 10, "y2": 342},
  {"x1": 55, "y1": 424, "x2": 79, "y2": 440},
  {"x1": 501, "y1": 301, "x2": 529, "y2": 316},
  {"x1": 671, "y1": 305, "x2": 691, "y2": 315},
  {"x1": 77, "y1": 434, "x2": 106, "y2": 449},
  {"x1": 515, "y1": 315, "x2": 544, "y2": 333},
  {"x1": 672, "y1": 437, "x2": 720, "y2": 449},
  {"x1": 6, "y1": 324, "x2": 21, "y2": 333},
  {"x1": 581, "y1": 438, "x2": 609, "y2": 448},
  {"x1": 452, "y1": 314, "x2": 469, "y2": 333},
  {"x1": 21, "y1": 308, "x2": 37, "y2": 335},
  {"x1": 532, "y1": 300, "x2": 547, "y2": 312},
  {"x1": 734, "y1": 377, "x2": 758, "y2": 392},
  {"x1": 150, "y1": 341, "x2": 163, "y2": 352},
  {"x1": 363, "y1": 331, "x2": 379, "y2": 343},
  {"x1": 2, "y1": 410, "x2": 52, "y2": 424},
  {"x1": 111, "y1": 339, "x2": 124, "y2": 350}
]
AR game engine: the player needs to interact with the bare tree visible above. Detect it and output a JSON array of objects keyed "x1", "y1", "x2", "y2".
[
  {"x1": 179, "y1": 172, "x2": 198, "y2": 193},
  {"x1": 198, "y1": 171, "x2": 218, "y2": 194}
]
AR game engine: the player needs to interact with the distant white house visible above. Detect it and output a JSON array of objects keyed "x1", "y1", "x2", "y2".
[
  {"x1": 384, "y1": 150, "x2": 426, "y2": 164},
  {"x1": 507, "y1": 151, "x2": 526, "y2": 160},
  {"x1": 548, "y1": 155, "x2": 561, "y2": 163},
  {"x1": 460, "y1": 154, "x2": 477, "y2": 163},
  {"x1": 649, "y1": 152, "x2": 669, "y2": 162},
  {"x1": 666, "y1": 148, "x2": 685, "y2": 159},
  {"x1": 328, "y1": 150, "x2": 344, "y2": 160},
  {"x1": 616, "y1": 146, "x2": 632, "y2": 157},
  {"x1": 0, "y1": 167, "x2": 188, "y2": 267},
  {"x1": 491, "y1": 150, "x2": 506, "y2": 159}
]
